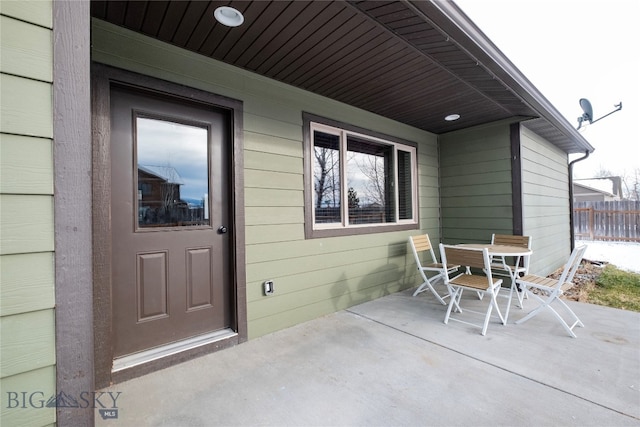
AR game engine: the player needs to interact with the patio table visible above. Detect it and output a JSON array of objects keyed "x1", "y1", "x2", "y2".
[{"x1": 455, "y1": 243, "x2": 533, "y2": 322}]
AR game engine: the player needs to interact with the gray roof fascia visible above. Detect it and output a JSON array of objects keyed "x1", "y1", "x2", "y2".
[{"x1": 413, "y1": 0, "x2": 595, "y2": 153}]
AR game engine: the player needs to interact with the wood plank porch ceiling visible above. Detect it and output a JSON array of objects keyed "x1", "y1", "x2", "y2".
[{"x1": 91, "y1": 0, "x2": 591, "y2": 153}]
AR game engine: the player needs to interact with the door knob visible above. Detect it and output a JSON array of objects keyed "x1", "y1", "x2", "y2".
[{"x1": 217, "y1": 226, "x2": 228, "y2": 234}]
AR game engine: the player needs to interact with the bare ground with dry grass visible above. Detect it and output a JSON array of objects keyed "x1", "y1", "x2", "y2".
[{"x1": 553, "y1": 259, "x2": 606, "y2": 302}]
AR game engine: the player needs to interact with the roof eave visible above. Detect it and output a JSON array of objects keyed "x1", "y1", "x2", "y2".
[{"x1": 416, "y1": 0, "x2": 595, "y2": 154}]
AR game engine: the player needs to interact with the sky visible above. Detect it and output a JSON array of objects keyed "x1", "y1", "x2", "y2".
[{"x1": 454, "y1": 0, "x2": 639, "y2": 179}]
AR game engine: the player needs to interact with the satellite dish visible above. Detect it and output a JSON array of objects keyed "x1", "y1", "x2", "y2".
[
  {"x1": 579, "y1": 98, "x2": 593, "y2": 124},
  {"x1": 576, "y1": 98, "x2": 622, "y2": 130}
]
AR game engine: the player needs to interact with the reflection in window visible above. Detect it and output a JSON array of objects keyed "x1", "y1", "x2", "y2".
[
  {"x1": 397, "y1": 150, "x2": 413, "y2": 220},
  {"x1": 313, "y1": 131, "x2": 341, "y2": 224},
  {"x1": 347, "y1": 136, "x2": 393, "y2": 224},
  {"x1": 309, "y1": 121, "x2": 417, "y2": 232},
  {"x1": 136, "y1": 117, "x2": 209, "y2": 228}
]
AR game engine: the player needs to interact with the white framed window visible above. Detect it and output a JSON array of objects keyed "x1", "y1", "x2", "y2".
[{"x1": 303, "y1": 114, "x2": 419, "y2": 238}]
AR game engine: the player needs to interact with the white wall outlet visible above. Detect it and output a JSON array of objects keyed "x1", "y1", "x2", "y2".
[{"x1": 263, "y1": 280, "x2": 274, "y2": 296}]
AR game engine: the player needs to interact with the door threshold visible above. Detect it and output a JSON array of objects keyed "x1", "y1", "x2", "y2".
[{"x1": 112, "y1": 329, "x2": 237, "y2": 373}]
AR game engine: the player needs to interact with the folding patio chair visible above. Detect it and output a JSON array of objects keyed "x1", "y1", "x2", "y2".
[
  {"x1": 490, "y1": 234, "x2": 532, "y2": 275},
  {"x1": 490, "y1": 234, "x2": 532, "y2": 309},
  {"x1": 409, "y1": 234, "x2": 459, "y2": 304},
  {"x1": 439, "y1": 244, "x2": 505, "y2": 336},
  {"x1": 515, "y1": 245, "x2": 588, "y2": 337}
]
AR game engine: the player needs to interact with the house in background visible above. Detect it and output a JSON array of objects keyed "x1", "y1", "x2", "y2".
[
  {"x1": 0, "y1": 1, "x2": 595, "y2": 425},
  {"x1": 574, "y1": 177, "x2": 623, "y2": 202},
  {"x1": 137, "y1": 165, "x2": 204, "y2": 226}
]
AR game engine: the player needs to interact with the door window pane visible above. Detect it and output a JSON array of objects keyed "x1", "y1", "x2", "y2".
[
  {"x1": 313, "y1": 130, "x2": 341, "y2": 224},
  {"x1": 136, "y1": 117, "x2": 209, "y2": 228}
]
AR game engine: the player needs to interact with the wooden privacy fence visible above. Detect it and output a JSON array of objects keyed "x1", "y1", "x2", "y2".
[{"x1": 574, "y1": 201, "x2": 640, "y2": 242}]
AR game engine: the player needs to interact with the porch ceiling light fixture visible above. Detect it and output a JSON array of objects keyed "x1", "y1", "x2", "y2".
[
  {"x1": 214, "y1": 6, "x2": 244, "y2": 27},
  {"x1": 444, "y1": 114, "x2": 461, "y2": 121}
]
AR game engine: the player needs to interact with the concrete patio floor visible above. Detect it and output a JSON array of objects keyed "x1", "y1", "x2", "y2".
[{"x1": 97, "y1": 289, "x2": 640, "y2": 426}]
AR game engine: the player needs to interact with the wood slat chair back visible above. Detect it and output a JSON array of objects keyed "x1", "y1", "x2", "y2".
[
  {"x1": 515, "y1": 245, "x2": 588, "y2": 337},
  {"x1": 439, "y1": 244, "x2": 505, "y2": 335},
  {"x1": 555, "y1": 245, "x2": 588, "y2": 289},
  {"x1": 489, "y1": 234, "x2": 532, "y2": 312},
  {"x1": 490, "y1": 235, "x2": 532, "y2": 270},
  {"x1": 410, "y1": 234, "x2": 435, "y2": 252},
  {"x1": 491, "y1": 234, "x2": 531, "y2": 248},
  {"x1": 440, "y1": 246, "x2": 486, "y2": 270},
  {"x1": 408, "y1": 234, "x2": 459, "y2": 303}
]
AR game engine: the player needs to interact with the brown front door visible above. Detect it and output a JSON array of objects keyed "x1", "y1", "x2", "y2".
[{"x1": 110, "y1": 85, "x2": 232, "y2": 358}]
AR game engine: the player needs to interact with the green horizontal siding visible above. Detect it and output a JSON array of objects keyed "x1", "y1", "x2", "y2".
[
  {"x1": 441, "y1": 170, "x2": 511, "y2": 187},
  {"x1": 0, "y1": 252, "x2": 54, "y2": 317},
  {"x1": 0, "y1": 1, "x2": 52, "y2": 29},
  {"x1": 244, "y1": 150, "x2": 302, "y2": 175},
  {"x1": 92, "y1": 19, "x2": 440, "y2": 339},
  {"x1": 245, "y1": 231, "x2": 414, "y2": 265},
  {"x1": 442, "y1": 194, "x2": 513, "y2": 208},
  {"x1": 0, "y1": 15, "x2": 53, "y2": 82},
  {"x1": 0, "y1": 134, "x2": 53, "y2": 195},
  {"x1": 521, "y1": 127, "x2": 570, "y2": 276},
  {"x1": 244, "y1": 131, "x2": 303, "y2": 157},
  {"x1": 0, "y1": 366, "x2": 56, "y2": 427},
  {"x1": 439, "y1": 136, "x2": 511, "y2": 166},
  {"x1": 245, "y1": 224, "x2": 305, "y2": 245},
  {"x1": 248, "y1": 257, "x2": 409, "y2": 312},
  {"x1": 244, "y1": 188, "x2": 303, "y2": 208},
  {"x1": 0, "y1": 309, "x2": 55, "y2": 378},
  {"x1": 440, "y1": 122, "x2": 513, "y2": 244},
  {"x1": 246, "y1": 240, "x2": 407, "y2": 284},
  {"x1": 0, "y1": 74, "x2": 52, "y2": 139},
  {"x1": 0, "y1": 195, "x2": 54, "y2": 255},
  {"x1": 245, "y1": 207, "x2": 303, "y2": 226},
  {"x1": 245, "y1": 170, "x2": 302, "y2": 191},
  {"x1": 0, "y1": 5, "x2": 56, "y2": 427}
]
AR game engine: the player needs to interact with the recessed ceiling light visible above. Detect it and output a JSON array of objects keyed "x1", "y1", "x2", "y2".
[
  {"x1": 214, "y1": 6, "x2": 244, "y2": 27},
  {"x1": 445, "y1": 114, "x2": 461, "y2": 121}
]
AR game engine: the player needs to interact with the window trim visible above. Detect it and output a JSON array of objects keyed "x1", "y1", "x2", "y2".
[{"x1": 303, "y1": 113, "x2": 420, "y2": 239}]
